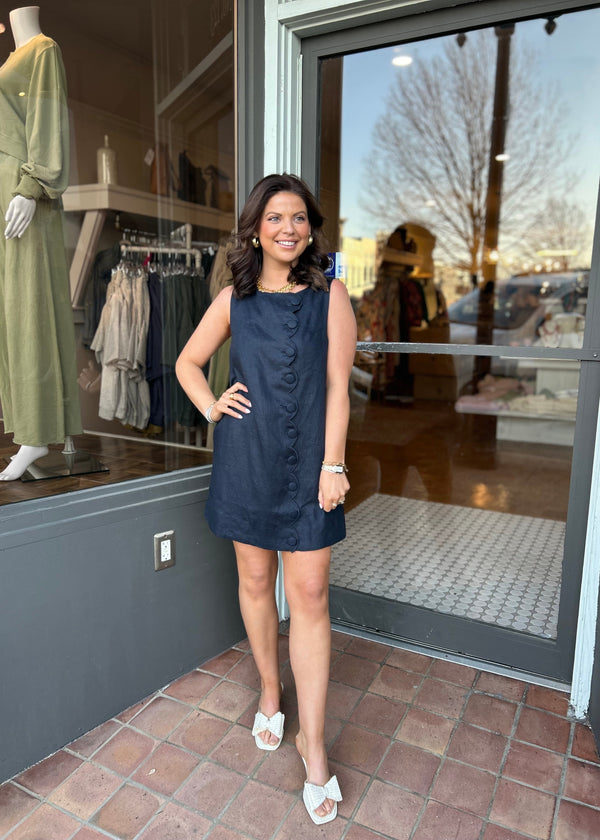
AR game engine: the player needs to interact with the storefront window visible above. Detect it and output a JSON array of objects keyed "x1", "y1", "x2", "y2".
[
  {"x1": 320, "y1": 7, "x2": 600, "y2": 640},
  {"x1": 0, "y1": 0, "x2": 235, "y2": 504}
]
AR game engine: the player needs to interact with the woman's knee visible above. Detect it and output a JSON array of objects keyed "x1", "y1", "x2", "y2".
[
  {"x1": 286, "y1": 575, "x2": 329, "y2": 613},
  {"x1": 237, "y1": 554, "x2": 277, "y2": 599},
  {"x1": 239, "y1": 568, "x2": 276, "y2": 599}
]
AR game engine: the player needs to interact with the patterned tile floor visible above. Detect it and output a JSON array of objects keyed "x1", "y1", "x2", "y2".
[
  {"x1": 332, "y1": 496, "x2": 564, "y2": 638},
  {"x1": 1, "y1": 629, "x2": 600, "y2": 840}
]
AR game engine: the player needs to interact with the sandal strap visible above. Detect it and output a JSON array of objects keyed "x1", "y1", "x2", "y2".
[
  {"x1": 304, "y1": 775, "x2": 342, "y2": 810},
  {"x1": 252, "y1": 710, "x2": 284, "y2": 739}
]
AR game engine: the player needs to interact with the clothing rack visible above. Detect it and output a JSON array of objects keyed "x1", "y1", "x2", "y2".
[
  {"x1": 171, "y1": 225, "x2": 217, "y2": 256},
  {"x1": 120, "y1": 242, "x2": 202, "y2": 271},
  {"x1": 191, "y1": 239, "x2": 218, "y2": 255}
]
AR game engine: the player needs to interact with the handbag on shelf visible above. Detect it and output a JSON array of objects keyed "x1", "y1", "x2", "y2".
[
  {"x1": 177, "y1": 151, "x2": 206, "y2": 205},
  {"x1": 151, "y1": 142, "x2": 177, "y2": 196}
]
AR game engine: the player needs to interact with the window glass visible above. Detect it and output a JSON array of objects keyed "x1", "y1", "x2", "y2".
[
  {"x1": 0, "y1": 0, "x2": 234, "y2": 504},
  {"x1": 320, "y1": 7, "x2": 600, "y2": 640}
]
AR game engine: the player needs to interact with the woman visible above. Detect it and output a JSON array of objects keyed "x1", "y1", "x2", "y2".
[{"x1": 176, "y1": 173, "x2": 356, "y2": 824}]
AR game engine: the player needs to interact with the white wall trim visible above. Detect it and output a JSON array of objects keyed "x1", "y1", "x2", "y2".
[
  {"x1": 264, "y1": 0, "x2": 442, "y2": 177},
  {"x1": 276, "y1": 553, "x2": 289, "y2": 620},
  {"x1": 276, "y1": 0, "x2": 427, "y2": 33},
  {"x1": 264, "y1": 3, "x2": 303, "y2": 174},
  {"x1": 570, "y1": 396, "x2": 600, "y2": 717}
]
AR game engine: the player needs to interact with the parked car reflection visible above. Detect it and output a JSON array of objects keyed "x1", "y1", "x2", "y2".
[{"x1": 448, "y1": 271, "x2": 589, "y2": 347}]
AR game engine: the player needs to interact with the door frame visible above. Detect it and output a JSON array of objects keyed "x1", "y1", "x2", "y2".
[{"x1": 260, "y1": 0, "x2": 600, "y2": 684}]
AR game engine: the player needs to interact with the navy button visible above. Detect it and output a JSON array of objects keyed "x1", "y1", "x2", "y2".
[
  {"x1": 287, "y1": 534, "x2": 298, "y2": 548},
  {"x1": 287, "y1": 424, "x2": 298, "y2": 440},
  {"x1": 283, "y1": 371, "x2": 297, "y2": 385},
  {"x1": 287, "y1": 451, "x2": 298, "y2": 466},
  {"x1": 284, "y1": 317, "x2": 297, "y2": 329},
  {"x1": 286, "y1": 401, "x2": 297, "y2": 414},
  {"x1": 283, "y1": 345, "x2": 295, "y2": 357},
  {"x1": 288, "y1": 479, "x2": 298, "y2": 492}
]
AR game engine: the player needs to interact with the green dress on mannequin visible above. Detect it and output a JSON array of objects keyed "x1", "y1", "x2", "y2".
[{"x1": 0, "y1": 33, "x2": 81, "y2": 449}]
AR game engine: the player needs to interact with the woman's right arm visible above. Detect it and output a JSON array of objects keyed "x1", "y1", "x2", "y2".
[{"x1": 176, "y1": 286, "x2": 250, "y2": 422}]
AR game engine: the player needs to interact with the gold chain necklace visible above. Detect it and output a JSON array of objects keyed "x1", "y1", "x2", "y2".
[{"x1": 257, "y1": 276, "x2": 297, "y2": 294}]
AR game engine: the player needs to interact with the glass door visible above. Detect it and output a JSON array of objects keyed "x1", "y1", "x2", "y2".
[{"x1": 304, "y1": 4, "x2": 600, "y2": 681}]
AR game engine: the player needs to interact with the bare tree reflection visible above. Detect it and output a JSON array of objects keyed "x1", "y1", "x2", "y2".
[{"x1": 362, "y1": 28, "x2": 573, "y2": 280}]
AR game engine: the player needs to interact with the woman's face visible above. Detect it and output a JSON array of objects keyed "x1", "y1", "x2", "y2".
[{"x1": 256, "y1": 191, "x2": 311, "y2": 270}]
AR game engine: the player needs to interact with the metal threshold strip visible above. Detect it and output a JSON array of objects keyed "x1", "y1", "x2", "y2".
[{"x1": 357, "y1": 341, "x2": 599, "y2": 361}]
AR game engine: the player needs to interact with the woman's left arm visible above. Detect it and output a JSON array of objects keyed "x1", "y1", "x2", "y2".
[{"x1": 319, "y1": 279, "x2": 357, "y2": 512}]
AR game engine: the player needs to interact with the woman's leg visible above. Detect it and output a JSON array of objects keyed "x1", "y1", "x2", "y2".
[
  {"x1": 283, "y1": 547, "x2": 335, "y2": 819},
  {"x1": 233, "y1": 541, "x2": 281, "y2": 746}
]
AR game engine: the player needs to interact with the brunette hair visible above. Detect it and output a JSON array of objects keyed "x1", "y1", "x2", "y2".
[{"x1": 227, "y1": 173, "x2": 330, "y2": 298}]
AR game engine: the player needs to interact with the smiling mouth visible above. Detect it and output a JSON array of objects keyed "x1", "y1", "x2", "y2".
[{"x1": 276, "y1": 240, "x2": 298, "y2": 247}]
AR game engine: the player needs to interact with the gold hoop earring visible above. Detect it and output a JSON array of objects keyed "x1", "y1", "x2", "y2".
[
  {"x1": 308, "y1": 234, "x2": 314, "y2": 246},
  {"x1": 251, "y1": 236, "x2": 260, "y2": 249}
]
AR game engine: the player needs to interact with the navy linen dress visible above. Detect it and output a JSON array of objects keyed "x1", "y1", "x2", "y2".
[{"x1": 206, "y1": 286, "x2": 345, "y2": 552}]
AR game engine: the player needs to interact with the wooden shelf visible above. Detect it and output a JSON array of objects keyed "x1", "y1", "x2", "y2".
[
  {"x1": 455, "y1": 404, "x2": 576, "y2": 446},
  {"x1": 63, "y1": 183, "x2": 233, "y2": 231}
]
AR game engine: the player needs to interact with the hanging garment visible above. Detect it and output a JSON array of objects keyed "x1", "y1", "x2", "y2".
[
  {"x1": 161, "y1": 269, "x2": 209, "y2": 428},
  {"x1": 82, "y1": 243, "x2": 121, "y2": 347},
  {"x1": 0, "y1": 34, "x2": 81, "y2": 446},
  {"x1": 146, "y1": 270, "x2": 165, "y2": 428},
  {"x1": 206, "y1": 286, "x2": 345, "y2": 552},
  {"x1": 91, "y1": 265, "x2": 150, "y2": 429},
  {"x1": 205, "y1": 242, "x2": 233, "y2": 449}
]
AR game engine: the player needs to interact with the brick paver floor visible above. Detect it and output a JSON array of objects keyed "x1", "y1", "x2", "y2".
[{"x1": 1, "y1": 628, "x2": 600, "y2": 840}]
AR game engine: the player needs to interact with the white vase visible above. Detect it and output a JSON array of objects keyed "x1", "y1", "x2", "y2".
[{"x1": 97, "y1": 135, "x2": 118, "y2": 185}]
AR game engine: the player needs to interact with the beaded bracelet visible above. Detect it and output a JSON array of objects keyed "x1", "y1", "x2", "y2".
[{"x1": 321, "y1": 461, "x2": 348, "y2": 474}]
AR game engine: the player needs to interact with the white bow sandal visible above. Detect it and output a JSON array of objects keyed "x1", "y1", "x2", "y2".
[
  {"x1": 252, "y1": 709, "x2": 285, "y2": 751},
  {"x1": 300, "y1": 756, "x2": 342, "y2": 825}
]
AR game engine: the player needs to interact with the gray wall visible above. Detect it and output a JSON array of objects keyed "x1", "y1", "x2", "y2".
[{"x1": 0, "y1": 467, "x2": 245, "y2": 783}]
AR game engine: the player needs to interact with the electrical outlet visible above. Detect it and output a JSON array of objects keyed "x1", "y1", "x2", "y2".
[{"x1": 154, "y1": 530, "x2": 175, "y2": 570}]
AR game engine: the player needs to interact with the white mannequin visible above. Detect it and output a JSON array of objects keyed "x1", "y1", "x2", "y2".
[
  {"x1": 9, "y1": 5, "x2": 41, "y2": 48},
  {"x1": 0, "y1": 6, "x2": 46, "y2": 480}
]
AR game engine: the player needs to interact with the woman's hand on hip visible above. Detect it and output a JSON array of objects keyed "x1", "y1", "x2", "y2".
[
  {"x1": 212, "y1": 382, "x2": 251, "y2": 421},
  {"x1": 318, "y1": 471, "x2": 350, "y2": 512}
]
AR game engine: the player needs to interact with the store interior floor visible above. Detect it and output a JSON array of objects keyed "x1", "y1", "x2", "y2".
[
  {"x1": 345, "y1": 399, "x2": 571, "y2": 520},
  {"x1": 0, "y1": 421, "x2": 213, "y2": 507},
  {"x1": 2, "y1": 627, "x2": 599, "y2": 840}
]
